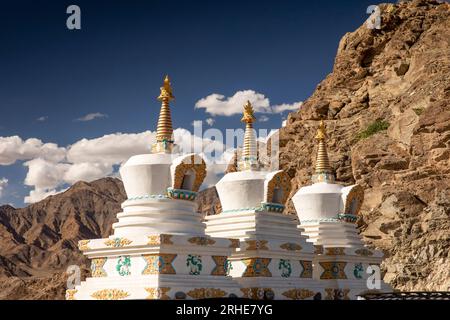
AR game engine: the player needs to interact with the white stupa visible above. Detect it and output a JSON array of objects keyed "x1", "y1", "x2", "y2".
[
  {"x1": 66, "y1": 82, "x2": 391, "y2": 300},
  {"x1": 68, "y1": 77, "x2": 240, "y2": 300},
  {"x1": 205, "y1": 101, "x2": 324, "y2": 300},
  {"x1": 292, "y1": 120, "x2": 391, "y2": 299}
]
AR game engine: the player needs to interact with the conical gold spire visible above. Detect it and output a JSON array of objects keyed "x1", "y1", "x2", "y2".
[
  {"x1": 312, "y1": 120, "x2": 335, "y2": 183},
  {"x1": 152, "y1": 75, "x2": 175, "y2": 153},
  {"x1": 238, "y1": 101, "x2": 259, "y2": 171}
]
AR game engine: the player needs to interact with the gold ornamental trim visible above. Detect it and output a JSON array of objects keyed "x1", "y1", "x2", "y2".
[
  {"x1": 314, "y1": 245, "x2": 324, "y2": 254},
  {"x1": 65, "y1": 289, "x2": 77, "y2": 300},
  {"x1": 325, "y1": 288, "x2": 350, "y2": 300},
  {"x1": 147, "y1": 234, "x2": 173, "y2": 246},
  {"x1": 172, "y1": 155, "x2": 207, "y2": 192},
  {"x1": 187, "y1": 288, "x2": 227, "y2": 299},
  {"x1": 319, "y1": 261, "x2": 347, "y2": 280},
  {"x1": 355, "y1": 248, "x2": 374, "y2": 256},
  {"x1": 282, "y1": 288, "x2": 315, "y2": 300},
  {"x1": 240, "y1": 287, "x2": 273, "y2": 300},
  {"x1": 280, "y1": 242, "x2": 302, "y2": 251},
  {"x1": 91, "y1": 289, "x2": 130, "y2": 300},
  {"x1": 245, "y1": 240, "x2": 269, "y2": 251},
  {"x1": 78, "y1": 240, "x2": 90, "y2": 251},
  {"x1": 188, "y1": 236, "x2": 216, "y2": 246},
  {"x1": 145, "y1": 287, "x2": 171, "y2": 300},
  {"x1": 142, "y1": 254, "x2": 177, "y2": 275},
  {"x1": 91, "y1": 258, "x2": 107, "y2": 277},
  {"x1": 325, "y1": 247, "x2": 345, "y2": 255},
  {"x1": 228, "y1": 239, "x2": 240, "y2": 248},
  {"x1": 104, "y1": 237, "x2": 133, "y2": 248},
  {"x1": 343, "y1": 184, "x2": 364, "y2": 216},
  {"x1": 242, "y1": 258, "x2": 272, "y2": 277},
  {"x1": 265, "y1": 171, "x2": 291, "y2": 205}
]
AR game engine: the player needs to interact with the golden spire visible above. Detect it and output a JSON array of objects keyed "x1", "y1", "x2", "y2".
[
  {"x1": 312, "y1": 120, "x2": 335, "y2": 183},
  {"x1": 241, "y1": 100, "x2": 256, "y2": 124},
  {"x1": 238, "y1": 101, "x2": 259, "y2": 171},
  {"x1": 152, "y1": 75, "x2": 175, "y2": 153}
]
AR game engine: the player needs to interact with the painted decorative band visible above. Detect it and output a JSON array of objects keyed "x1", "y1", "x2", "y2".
[
  {"x1": 260, "y1": 202, "x2": 285, "y2": 213},
  {"x1": 166, "y1": 187, "x2": 198, "y2": 201},
  {"x1": 300, "y1": 213, "x2": 358, "y2": 224},
  {"x1": 220, "y1": 207, "x2": 263, "y2": 214},
  {"x1": 337, "y1": 213, "x2": 358, "y2": 223},
  {"x1": 127, "y1": 194, "x2": 169, "y2": 201}
]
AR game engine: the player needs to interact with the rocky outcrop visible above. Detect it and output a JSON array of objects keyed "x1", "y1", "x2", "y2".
[
  {"x1": 279, "y1": 0, "x2": 450, "y2": 291},
  {"x1": 0, "y1": 178, "x2": 126, "y2": 299}
]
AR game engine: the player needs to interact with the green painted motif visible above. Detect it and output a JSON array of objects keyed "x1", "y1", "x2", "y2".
[
  {"x1": 278, "y1": 259, "x2": 292, "y2": 278},
  {"x1": 167, "y1": 187, "x2": 198, "y2": 200},
  {"x1": 186, "y1": 254, "x2": 202, "y2": 275},
  {"x1": 225, "y1": 259, "x2": 232, "y2": 275},
  {"x1": 353, "y1": 263, "x2": 364, "y2": 279},
  {"x1": 116, "y1": 256, "x2": 131, "y2": 276}
]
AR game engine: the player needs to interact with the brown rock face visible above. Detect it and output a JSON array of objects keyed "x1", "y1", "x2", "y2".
[
  {"x1": 0, "y1": 177, "x2": 126, "y2": 299},
  {"x1": 279, "y1": 0, "x2": 450, "y2": 291}
]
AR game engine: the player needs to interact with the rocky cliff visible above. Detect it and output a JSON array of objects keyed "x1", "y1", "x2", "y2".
[
  {"x1": 0, "y1": 178, "x2": 126, "y2": 299},
  {"x1": 279, "y1": 0, "x2": 449, "y2": 291}
]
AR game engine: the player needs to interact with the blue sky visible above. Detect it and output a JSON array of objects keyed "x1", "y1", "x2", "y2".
[{"x1": 0, "y1": 0, "x2": 395, "y2": 207}]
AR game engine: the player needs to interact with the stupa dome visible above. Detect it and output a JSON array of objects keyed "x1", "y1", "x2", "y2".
[
  {"x1": 292, "y1": 121, "x2": 364, "y2": 223},
  {"x1": 215, "y1": 101, "x2": 291, "y2": 213}
]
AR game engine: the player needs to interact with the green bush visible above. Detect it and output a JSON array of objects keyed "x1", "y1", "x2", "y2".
[
  {"x1": 413, "y1": 108, "x2": 424, "y2": 116},
  {"x1": 356, "y1": 120, "x2": 390, "y2": 141}
]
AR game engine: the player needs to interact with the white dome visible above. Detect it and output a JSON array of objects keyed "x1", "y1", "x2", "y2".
[
  {"x1": 120, "y1": 153, "x2": 174, "y2": 198},
  {"x1": 292, "y1": 182, "x2": 345, "y2": 221},
  {"x1": 292, "y1": 182, "x2": 364, "y2": 222},
  {"x1": 216, "y1": 171, "x2": 268, "y2": 211}
]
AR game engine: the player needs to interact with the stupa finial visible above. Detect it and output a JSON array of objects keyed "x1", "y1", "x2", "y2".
[
  {"x1": 152, "y1": 75, "x2": 175, "y2": 153},
  {"x1": 158, "y1": 75, "x2": 175, "y2": 102},
  {"x1": 238, "y1": 101, "x2": 259, "y2": 171},
  {"x1": 312, "y1": 120, "x2": 335, "y2": 183},
  {"x1": 241, "y1": 100, "x2": 256, "y2": 124}
]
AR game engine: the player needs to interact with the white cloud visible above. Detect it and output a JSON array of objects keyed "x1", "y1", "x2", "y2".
[
  {"x1": 36, "y1": 116, "x2": 48, "y2": 122},
  {"x1": 195, "y1": 90, "x2": 270, "y2": 116},
  {"x1": 195, "y1": 90, "x2": 302, "y2": 116},
  {"x1": 24, "y1": 158, "x2": 70, "y2": 190},
  {"x1": 205, "y1": 118, "x2": 215, "y2": 126},
  {"x1": 63, "y1": 162, "x2": 113, "y2": 185},
  {"x1": 0, "y1": 136, "x2": 66, "y2": 165},
  {"x1": 0, "y1": 178, "x2": 8, "y2": 197},
  {"x1": 272, "y1": 102, "x2": 302, "y2": 113},
  {"x1": 258, "y1": 115, "x2": 270, "y2": 122},
  {"x1": 67, "y1": 131, "x2": 154, "y2": 164},
  {"x1": 20, "y1": 131, "x2": 156, "y2": 203},
  {"x1": 1, "y1": 127, "x2": 234, "y2": 203},
  {"x1": 24, "y1": 188, "x2": 59, "y2": 204},
  {"x1": 75, "y1": 112, "x2": 108, "y2": 122}
]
